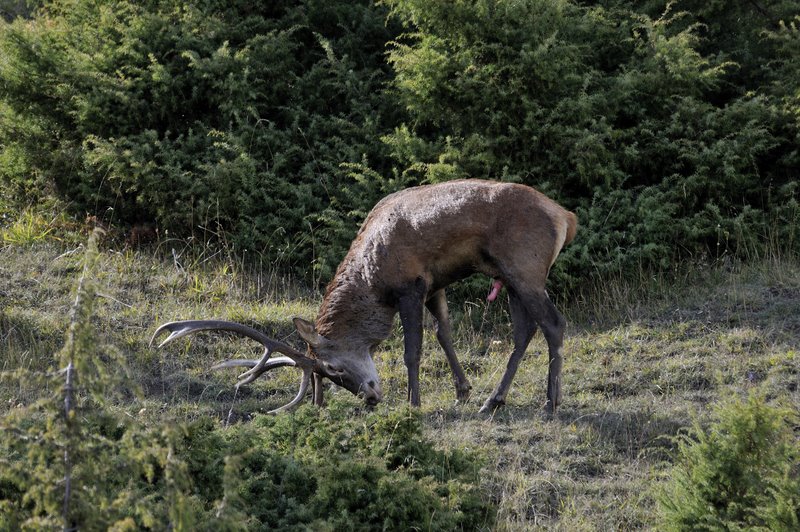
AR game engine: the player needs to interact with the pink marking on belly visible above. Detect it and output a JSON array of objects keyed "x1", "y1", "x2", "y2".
[{"x1": 487, "y1": 279, "x2": 503, "y2": 302}]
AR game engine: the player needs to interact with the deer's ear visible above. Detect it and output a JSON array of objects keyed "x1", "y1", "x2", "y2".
[{"x1": 293, "y1": 317, "x2": 325, "y2": 348}]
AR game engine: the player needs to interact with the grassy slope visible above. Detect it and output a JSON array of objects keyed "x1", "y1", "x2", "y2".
[{"x1": 1, "y1": 237, "x2": 798, "y2": 530}]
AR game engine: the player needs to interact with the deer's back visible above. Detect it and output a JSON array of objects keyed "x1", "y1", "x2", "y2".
[{"x1": 348, "y1": 179, "x2": 574, "y2": 293}]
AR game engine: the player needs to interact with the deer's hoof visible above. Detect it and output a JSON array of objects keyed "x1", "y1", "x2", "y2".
[
  {"x1": 455, "y1": 385, "x2": 471, "y2": 403},
  {"x1": 543, "y1": 399, "x2": 558, "y2": 419},
  {"x1": 479, "y1": 396, "x2": 505, "y2": 414}
]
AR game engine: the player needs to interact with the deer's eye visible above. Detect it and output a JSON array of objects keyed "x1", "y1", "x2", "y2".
[{"x1": 325, "y1": 363, "x2": 346, "y2": 376}]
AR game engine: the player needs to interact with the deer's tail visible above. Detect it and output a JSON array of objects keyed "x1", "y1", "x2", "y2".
[{"x1": 564, "y1": 211, "x2": 578, "y2": 247}]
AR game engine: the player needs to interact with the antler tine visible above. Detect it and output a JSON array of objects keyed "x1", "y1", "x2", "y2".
[
  {"x1": 210, "y1": 355, "x2": 297, "y2": 371},
  {"x1": 229, "y1": 350, "x2": 297, "y2": 388},
  {"x1": 150, "y1": 320, "x2": 312, "y2": 367},
  {"x1": 267, "y1": 369, "x2": 312, "y2": 414},
  {"x1": 210, "y1": 351, "x2": 311, "y2": 413}
]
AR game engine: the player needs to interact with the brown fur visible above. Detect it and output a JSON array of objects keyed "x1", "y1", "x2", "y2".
[{"x1": 312, "y1": 179, "x2": 577, "y2": 412}]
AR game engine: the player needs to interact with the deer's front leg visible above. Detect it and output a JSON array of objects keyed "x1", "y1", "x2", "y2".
[
  {"x1": 312, "y1": 373, "x2": 324, "y2": 407},
  {"x1": 426, "y1": 290, "x2": 471, "y2": 402},
  {"x1": 398, "y1": 290, "x2": 426, "y2": 407}
]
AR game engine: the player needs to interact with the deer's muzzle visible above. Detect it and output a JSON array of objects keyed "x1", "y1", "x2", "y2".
[{"x1": 361, "y1": 379, "x2": 382, "y2": 406}]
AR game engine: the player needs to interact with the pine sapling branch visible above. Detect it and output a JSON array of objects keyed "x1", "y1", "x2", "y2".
[{"x1": 62, "y1": 361, "x2": 75, "y2": 532}]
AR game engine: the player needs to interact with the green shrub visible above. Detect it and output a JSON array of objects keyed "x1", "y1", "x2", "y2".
[
  {"x1": 381, "y1": 0, "x2": 800, "y2": 289},
  {"x1": 132, "y1": 403, "x2": 494, "y2": 530},
  {"x1": 1, "y1": 1, "x2": 798, "y2": 290},
  {"x1": 0, "y1": 229, "x2": 143, "y2": 530},
  {"x1": 230, "y1": 402, "x2": 494, "y2": 530},
  {"x1": 0, "y1": 0, "x2": 404, "y2": 281},
  {"x1": 658, "y1": 393, "x2": 800, "y2": 531}
]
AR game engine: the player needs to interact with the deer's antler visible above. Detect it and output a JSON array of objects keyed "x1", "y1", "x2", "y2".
[{"x1": 151, "y1": 320, "x2": 316, "y2": 413}]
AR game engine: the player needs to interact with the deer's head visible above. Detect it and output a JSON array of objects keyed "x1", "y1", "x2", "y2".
[
  {"x1": 292, "y1": 317, "x2": 382, "y2": 406},
  {"x1": 151, "y1": 318, "x2": 382, "y2": 412}
]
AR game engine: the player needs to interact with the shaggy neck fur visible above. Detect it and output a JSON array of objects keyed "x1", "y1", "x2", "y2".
[{"x1": 315, "y1": 256, "x2": 394, "y2": 347}]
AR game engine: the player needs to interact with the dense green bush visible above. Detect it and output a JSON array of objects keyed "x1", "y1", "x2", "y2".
[
  {"x1": 1, "y1": 402, "x2": 493, "y2": 530},
  {"x1": 0, "y1": 0, "x2": 403, "y2": 280},
  {"x1": 382, "y1": 0, "x2": 800, "y2": 288},
  {"x1": 1, "y1": 0, "x2": 798, "y2": 287},
  {"x1": 658, "y1": 393, "x2": 800, "y2": 530}
]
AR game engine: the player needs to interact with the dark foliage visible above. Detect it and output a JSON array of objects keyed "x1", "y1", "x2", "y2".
[{"x1": 1, "y1": 0, "x2": 798, "y2": 288}]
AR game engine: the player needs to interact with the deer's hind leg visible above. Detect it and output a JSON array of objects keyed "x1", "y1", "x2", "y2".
[
  {"x1": 426, "y1": 290, "x2": 471, "y2": 402},
  {"x1": 519, "y1": 289, "x2": 566, "y2": 416},
  {"x1": 479, "y1": 290, "x2": 538, "y2": 413}
]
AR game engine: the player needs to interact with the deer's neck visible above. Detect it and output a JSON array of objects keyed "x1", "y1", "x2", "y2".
[{"x1": 315, "y1": 259, "x2": 394, "y2": 346}]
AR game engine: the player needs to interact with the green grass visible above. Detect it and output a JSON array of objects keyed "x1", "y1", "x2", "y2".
[{"x1": 1, "y1": 235, "x2": 798, "y2": 529}]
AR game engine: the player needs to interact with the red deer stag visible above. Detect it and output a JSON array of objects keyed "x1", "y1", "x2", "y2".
[{"x1": 152, "y1": 179, "x2": 577, "y2": 414}]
